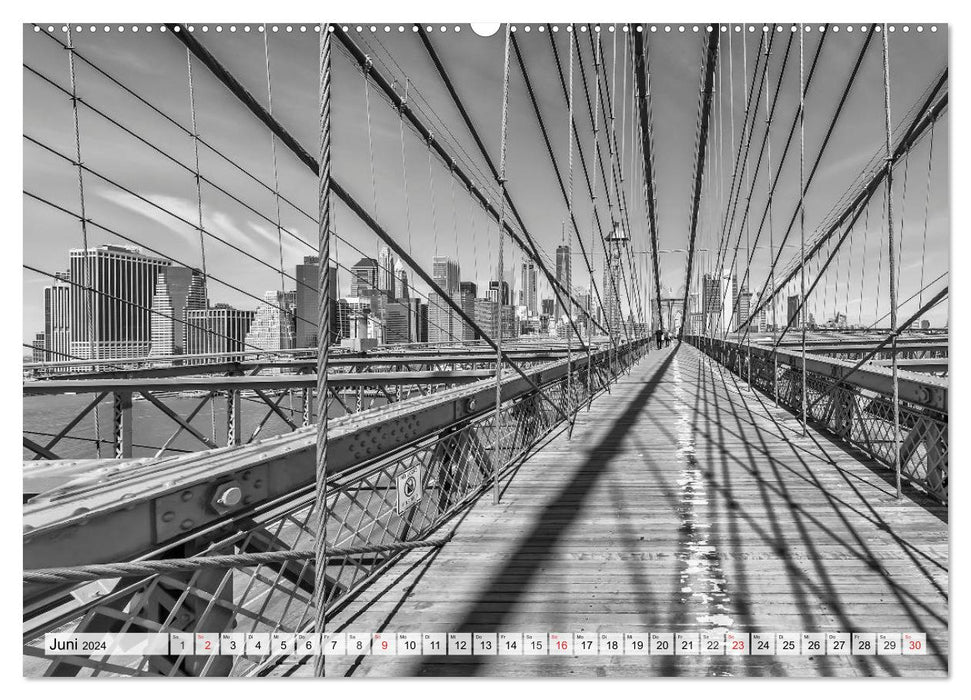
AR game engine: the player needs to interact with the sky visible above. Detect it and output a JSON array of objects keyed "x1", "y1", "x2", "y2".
[{"x1": 22, "y1": 22, "x2": 949, "y2": 344}]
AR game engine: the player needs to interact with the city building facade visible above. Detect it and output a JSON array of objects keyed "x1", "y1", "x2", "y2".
[{"x1": 69, "y1": 245, "x2": 170, "y2": 360}]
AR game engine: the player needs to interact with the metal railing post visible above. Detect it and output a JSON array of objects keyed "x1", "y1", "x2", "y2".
[{"x1": 112, "y1": 391, "x2": 132, "y2": 459}]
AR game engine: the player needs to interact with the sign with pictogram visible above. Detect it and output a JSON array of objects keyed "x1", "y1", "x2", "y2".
[{"x1": 395, "y1": 465, "x2": 422, "y2": 514}]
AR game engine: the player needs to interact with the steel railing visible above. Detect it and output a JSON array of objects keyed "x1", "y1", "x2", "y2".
[
  {"x1": 686, "y1": 335, "x2": 947, "y2": 504},
  {"x1": 22, "y1": 338, "x2": 650, "y2": 677}
]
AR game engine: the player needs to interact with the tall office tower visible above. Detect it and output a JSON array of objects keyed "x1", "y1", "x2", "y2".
[
  {"x1": 245, "y1": 291, "x2": 296, "y2": 351},
  {"x1": 702, "y1": 269, "x2": 734, "y2": 334},
  {"x1": 350, "y1": 256, "x2": 379, "y2": 298},
  {"x1": 427, "y1": 291, "x2": 459, "y2": 343},
  {"x1": 488, "y1": 279, "x2": 510, "y2": 305},
  {"x1": 419, "y1": 302, "x2": 429, "y2": 343},
  {"x1": 735, "y1": 289, "x2": 752, "y2": 332},
  {"x1": 787, "y1": 294, "x2": 802, "y2": 329},
  {"x1": 393, "y1": 259, "x2": 409, "y2": 300},
  {"x1": 283, "y1": 290, "x2": 298, "y2": 313},
  {"x1": 520, "y1": 261, "x2": 538, "y2": 315},
  {"x1": 295, "y1": 256, "x2": 320, "y2": 349},
  {"x1": 43, "y1": 271, "x2": 71, "y2": 362},
  {"x1": 602, "y1": 223, "x2": 629, "y2": 339},
  {"x1": 384, "y1": 301, "x2": 414, "y2": 344},
  {"x1": 556, "y1": 243, "x2": 571, "y2": 311},
  {"x1": 69, "y1": 245, "x2": 170, "y2": 361},
  {"x1": 500, "y1": 305, "x2": 518, "y2": 339},
  {"x1": 578, "y1": 291, "x2": 591, "y2": 315},
  {"x1": 150, "y1": 267, "x2": 207, "y2": 356},
  {"x1": 32, "y1": 332, "x2": 46, "y2": 362},
  {"x1": 473, "y1": 297, "x2": 499, "y2": 340},
  {"x1": 432, "y1": 256, "x2": 460, "y2": 296},
  {"x1": 185, "y1": 304, "x2": 255, "y2": 363},
  {"x1": 333, "y1": 298, "x2": 351, "y2": 342},
  {"x1": 541, "y1": 298, "x2": 555, "y2": 317},
  {"x1": 378, "y1": 245, "x2": 396, "y2": 299},
  {"x1": 459, "y1": 282, "x2": 477, "y2": 340}
]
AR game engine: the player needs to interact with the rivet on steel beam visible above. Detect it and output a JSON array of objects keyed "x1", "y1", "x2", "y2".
[
  {"x1": 180, "y1": 519, "x2": 195, "y2": 530},
  {"x1": 181, "y1": 490, "x2": 194, "y2": 502},
  {"x1": 161, "y1": 511, "x2": 176, "y2": 523}
]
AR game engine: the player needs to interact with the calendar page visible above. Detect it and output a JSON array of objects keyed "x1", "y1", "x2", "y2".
[{"x1": 19, "y1": 0, "x2": 951, "y2": 687}]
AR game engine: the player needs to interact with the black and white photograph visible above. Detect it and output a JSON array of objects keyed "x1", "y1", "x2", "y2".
[{"x1": 16, "y1": 5, "x2": 957, "y2": 685}]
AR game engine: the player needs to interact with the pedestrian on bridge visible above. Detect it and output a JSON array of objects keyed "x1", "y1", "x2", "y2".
[
  {"x1": 664, "y1": 330, "x2": 672, "y2": 347},
  {"x1": 655, "y1": 327, "x2": 664, "y2": 350}
]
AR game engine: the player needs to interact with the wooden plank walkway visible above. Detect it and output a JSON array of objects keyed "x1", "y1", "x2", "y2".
[{"x1": 284, "y1": 343, "x2": 948, "y2": 677}]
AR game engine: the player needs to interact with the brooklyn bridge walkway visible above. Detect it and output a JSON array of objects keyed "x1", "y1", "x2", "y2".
[{"x1": 292, "y1": 343, "x2": 947, "y2": 677}]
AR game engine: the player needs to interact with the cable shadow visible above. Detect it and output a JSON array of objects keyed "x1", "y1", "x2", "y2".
[
  {"x1": 708, "y1": 356, "x2": 945, "y2": 672},
  {"x1": 411, "y1": 350, "x2": 679, "y2": 676}
]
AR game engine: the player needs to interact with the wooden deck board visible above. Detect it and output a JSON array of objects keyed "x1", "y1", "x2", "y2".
[{"x1": 286, "y1": 344, "x2": 948, "y2": 677}]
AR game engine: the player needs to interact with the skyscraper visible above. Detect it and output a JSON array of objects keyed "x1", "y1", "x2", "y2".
[
  {"x1": 32, "y1": 332, "x2": 46, "y2": 362},
  {"x1": 459, "y1": 282, "x2": 477, "y2": 340},
  {"x1": 427, "y1": 292, "x2": 459, "y2": 343},
  {"x1": 393, "y1": 259, "x2": 409, "y2": 300},
  {"x1": 378, "y1": 246, "x2": 396, "y2": 299},
  {"x1": 293, "y1": 258, "x2": 337, "y2": 349},
  {"x1": 432, "y1": 256, "x2": 460, "y2": 295},
  {"x1": 428, "y1": 256, "x2": 461, "y2": 343},
  {"x1": 556, "y1": 243, "x2": 571, "y2": 308},
  {"x1": 473, "y1": 297, "x2": 499, "y2": 340},
  {"x1": 731, "y1": 282, "x2": 751, "y2": 333},
  {"x1": 245, "y1": 291, "x2": 296, "y2": 351},
  {"x1": 350, "y1": 257, "x2": 379, "y2": 298},
  {"x1": 69, "y1": 245, "x2": 169, "y2": 361},
  {"x1": 520, "y1": 261, "x2": 538, "y2": 316},
  {"x1": 418, "y1": 302, "x2": 428, "y2": 343},
  {"x1": 488, "y1": 280, "x2": 510, "y2": 305},
  {"x1": 541, "y1": 298, "x2": 555, "y2": 317},
  {"x1": 185, "y1": 304, "x2": 255, "y2": 363},
  {"x1": 787, "y1": 295, "x2": 802, "y2": 329},
  {"x1": 703, "y1": 269, "x2": 734, "y2": 334},
  {"x1": 43, "y1": 272, "x2": 71, "y2": 362},
  {"x1": 150, "y1": 267, "x2": 207, "y2": 356},
  {"x1": 384, "y1": 299, "x2": 420, "y2": 344},
  {"x1": 295, "y1": 256, "x2": 320, "y2": 349}
]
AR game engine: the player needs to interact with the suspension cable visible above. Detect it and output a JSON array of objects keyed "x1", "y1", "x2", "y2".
[
  {"x1": 492, "y1": 24, "x2": 513, "y2": 505},
  {"x1": 262, "y1": 31, "x2": 289, "y2": 306},
  {"x1": 798, "y1": 23, "x2": 809, "y2": 435},
  {"x1": 313, "y1": 22, "x2": 332, "y2": 677},
  {"x1": 881, "y1": 24, "x2": 902, "y2": 499},
  {"x1": 419, "y1": 28, "x2": 604, "y2": 343}
]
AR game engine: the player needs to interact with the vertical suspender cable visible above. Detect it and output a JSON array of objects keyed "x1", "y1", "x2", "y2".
[
  {"x1": 492, "y1": 24, "x2": 512, "y2": 506},
  {"x1": 881, "y1": 24, "x2": 902, "y2": 499},
  {"x1": 917, "y1": 119, "x2": 937, "y2": 308},
  {"x1": 66, "y1": 26, "x2": 101, "y2": 456},
  {"x1": 590, "y1": 35, "x2": 610, "y2": 374},
  {"x1": 741, "y1": 29, "x2": 753, "y2": 385},
  {"x1": 313, "y1": 22, "x2": 333, "y2": 678},
  {"x1": 763, "y1": 29, "x2": 779, "y2": 404},
  {"x1": 186, "y1": 49, "x2": 210, "y2": 298},
  {"x1": 567, "y1": 34, "x2": 579, "y2": 436},
  {"x1": 798, "y1": 24, "x2": 808, "y2": 436},
  {"x1": 588, "y1": 28, "x2": 607, "y2": 397},
  {"x1": 262, "y1": 30, "x2": 288, "y2": 307}
]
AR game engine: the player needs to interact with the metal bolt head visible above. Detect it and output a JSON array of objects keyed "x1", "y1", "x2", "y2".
[{"x1": 217, "y1": 486, "x2": 243, "y2": 507}]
